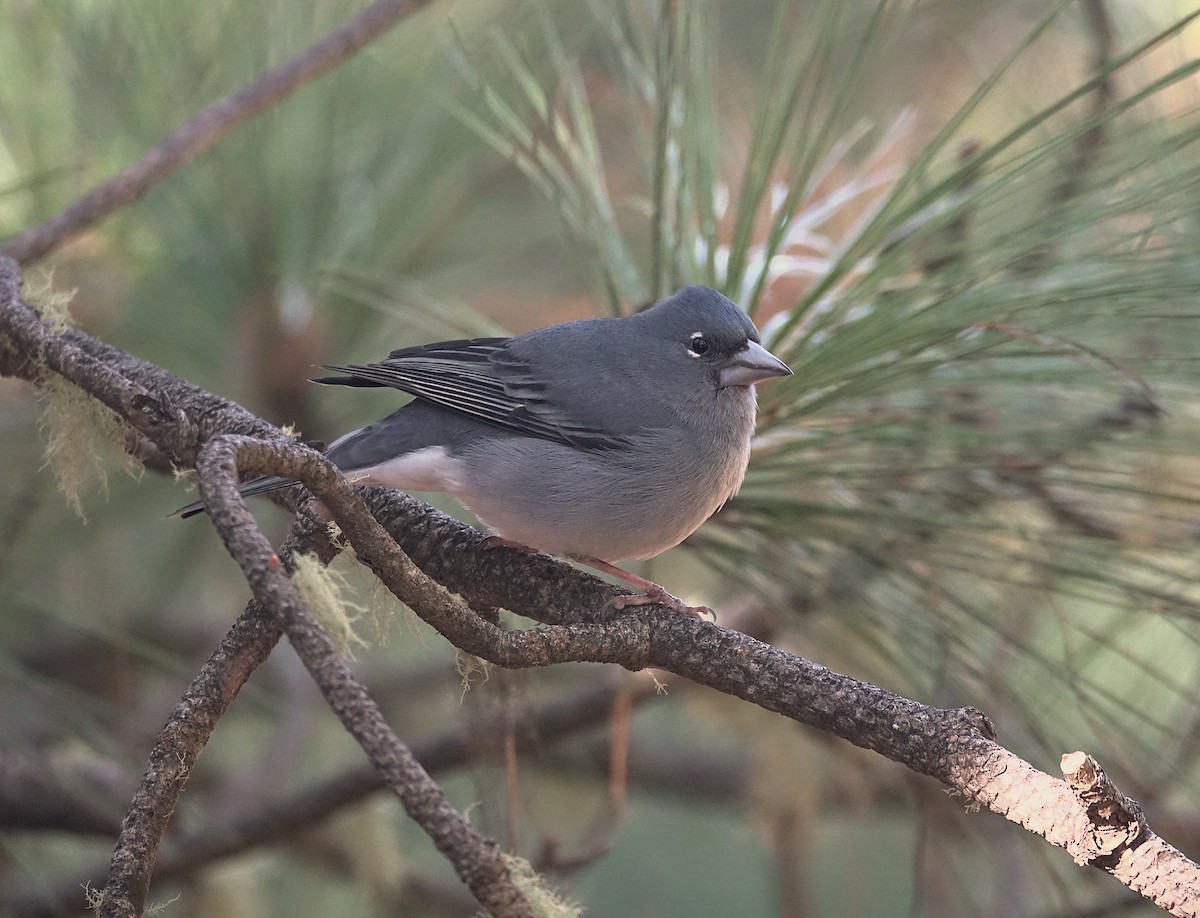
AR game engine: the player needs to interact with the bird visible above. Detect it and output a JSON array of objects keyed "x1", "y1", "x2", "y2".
[{"x1": 177, "y1": 285, "x2": 791, "y2": 617}]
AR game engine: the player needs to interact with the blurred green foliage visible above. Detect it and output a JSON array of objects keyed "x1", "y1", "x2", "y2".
[{"x1": 3, "y1": 1, "x2": 1200, "y2": 915}]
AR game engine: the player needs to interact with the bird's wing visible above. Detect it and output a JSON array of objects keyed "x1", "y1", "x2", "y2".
[{"x1": 313, "y1": 337, "x2": 626, "y2": 449}]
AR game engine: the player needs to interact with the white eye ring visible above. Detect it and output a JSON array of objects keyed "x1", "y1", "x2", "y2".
[{"x1": 688, "y1": 332, "x2": 711, "y2": 357}]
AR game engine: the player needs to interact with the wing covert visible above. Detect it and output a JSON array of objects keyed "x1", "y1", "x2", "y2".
[{"x1": 314, "y1": 337, "x2": 626, "y2": 449}]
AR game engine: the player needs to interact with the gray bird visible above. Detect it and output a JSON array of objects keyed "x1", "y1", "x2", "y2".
[{"x1": 179, "y1": 285, "x2": 791, "y2": 616}]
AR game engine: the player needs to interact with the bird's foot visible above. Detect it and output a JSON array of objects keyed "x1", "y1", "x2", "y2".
[
  {"x1": 572, "y1": 555, "x2": 715, "y2": 622},
  {"x1": 607, "y1": 585, "x2": 716, "y2": 622},
  {"x1": 481, "y1": 543, "x2": 716, "y2": 621}
]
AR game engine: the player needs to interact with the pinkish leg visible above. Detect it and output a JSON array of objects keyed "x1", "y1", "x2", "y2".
[
  {"x1": 571, "y1": 555, "x2": 715, "y2": 622},
  {"x1": 482, "y1": 538, "x2": 714, "y2": 621}
]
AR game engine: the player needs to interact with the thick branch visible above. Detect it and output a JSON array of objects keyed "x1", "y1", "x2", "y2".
[
  {"x1": 0, "y1": 257, "x2": 280, "y2": 467},
  {"x1": 0, "y1": 0, "x2": 435, "y2": 265},
  {"x1": 195, "y1": 437, "x2": 532, "y2": 916},
  {"x1": 3, "y1": 258, "x2": 1200, "y2": 913},
  {"x1": 1059, "y1": 753, "x2": 1197, "y2": 913}
]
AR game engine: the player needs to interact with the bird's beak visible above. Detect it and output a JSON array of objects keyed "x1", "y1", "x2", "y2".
[{"x1": 718, "y1": 341, "x2": 792, "y2": 388}]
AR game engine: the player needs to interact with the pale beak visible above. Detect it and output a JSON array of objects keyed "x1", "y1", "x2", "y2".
[{"x1": 718, "y1": 340, "x2": 792, "y2": 388}]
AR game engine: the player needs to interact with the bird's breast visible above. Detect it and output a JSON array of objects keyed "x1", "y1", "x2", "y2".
[{"x1": 454, "y1": 388, "x2": 757, "y2": 562}]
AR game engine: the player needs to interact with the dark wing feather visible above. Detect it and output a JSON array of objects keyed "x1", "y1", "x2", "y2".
[{"x1": 313, "y1": 337, "x2": 625, "y2": 449}]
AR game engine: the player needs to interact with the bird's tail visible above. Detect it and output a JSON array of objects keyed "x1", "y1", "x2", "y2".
[{"x1": 171, "y1": 475, "x2": 297, "y2": 519}]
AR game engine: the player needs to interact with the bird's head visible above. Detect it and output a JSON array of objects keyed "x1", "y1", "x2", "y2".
[{"x1": 637, "y1": 285, "x2": 792, "y2": 391}]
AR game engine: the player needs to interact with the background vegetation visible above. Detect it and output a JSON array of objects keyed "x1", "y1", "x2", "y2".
[{"x1": 3, "y1": 0, "x2": 1200, "y2": 914}]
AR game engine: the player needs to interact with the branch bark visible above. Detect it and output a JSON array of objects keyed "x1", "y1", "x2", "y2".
[
  {"x1": 97, "y1": 597, "x2": 284, "y2": 917},
  {"x1": 194, "y1": 436, "x2": 532, "y2": 916},
  {"x1": 4, "y1": 254, "x2": 1200, "y2": 915},
  {"x1": 10, "y1": 672, "x2": 658, "y2": 917}
]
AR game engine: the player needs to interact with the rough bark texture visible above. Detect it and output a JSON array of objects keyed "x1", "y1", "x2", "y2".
[
  {"x1": 3, "y1": 0, "x2": 1199, "y2": 909},
  {"x1": 4, "y1": 251, "x2": 1200, "y2": 913},
  {"x1": 193, "y1": 436, "x2": 532, "y2": 916},
  {"x1": 97, "y1": 600, "x2": 284, "y2": 917},
  {"x1": 9, "y1": 673, "x2": 658, "y2": 917}
]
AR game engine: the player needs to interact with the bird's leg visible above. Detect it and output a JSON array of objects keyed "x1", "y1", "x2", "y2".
[
  {"x1": 482, "y1": 538, "x2": 714, "y2": 621},
  {"x1": 570, "y1": 555, "x2": 716, "y2": 622}
]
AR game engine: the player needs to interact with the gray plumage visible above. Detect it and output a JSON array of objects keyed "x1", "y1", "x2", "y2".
[{"x1": 178, "y1": 285, "x2": 791, "y2": 567}]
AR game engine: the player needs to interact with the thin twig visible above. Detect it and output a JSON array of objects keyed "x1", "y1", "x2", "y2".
[
  {"x1": 0, "y1": 0, "x2": 434, "y2": 265},
  {"x1": 10, "y1": 674, "x2": 657, "y2": 917}
]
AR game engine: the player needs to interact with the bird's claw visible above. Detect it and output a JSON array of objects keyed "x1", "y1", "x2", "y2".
[
  {"x1": 484, "y1": 542, "x2": 716, "y2": 621},
  {"x1": 607, "y1": 586, "x2": 716, "y2": 622}
]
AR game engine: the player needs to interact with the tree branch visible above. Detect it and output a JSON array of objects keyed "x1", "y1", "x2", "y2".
[
  {"x1": 0, "y1": 0, "x2": 436, "y2": 265},
  {"x1": 194, "y1": 436, "x2": 532, "y2": 916},
  {"x1": 3, "y1": 258, "x2": 1200, "y2": 913},
  {"x1": 9, "y1": 672, "x2": 658, "y2": 917},
  {"x1": 97, "y1": 600, "x2": 284, "y2": 918},
  {"x1": 95, "y1": 516, "x2": 342, "y2": 915}
]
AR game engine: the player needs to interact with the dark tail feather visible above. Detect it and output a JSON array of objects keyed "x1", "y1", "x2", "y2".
[
  {"x1": 171, "y1": 475, "x2": 297, "y2": 519},
  {"x1": 310, "y1": 372, "x2": 385, "y2": 388}
]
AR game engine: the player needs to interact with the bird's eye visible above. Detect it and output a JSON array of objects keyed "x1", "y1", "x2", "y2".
[{"x1": 688, "y1": 334, "x2": 711, "y2": 356}]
